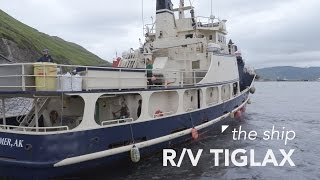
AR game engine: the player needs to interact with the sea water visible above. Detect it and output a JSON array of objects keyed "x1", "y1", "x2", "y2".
[{"x1": 71, "y1": 82, "x2": 320, "y2": 180}]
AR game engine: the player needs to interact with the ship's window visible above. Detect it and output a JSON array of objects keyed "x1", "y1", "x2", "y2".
[
  {"x1": 206, "y1": 87, "x2": 219, "y2": 106},
  {"x1": 149, "y1": 91, "x2": 179, "y2": 118},
  {"x1": 184, "y1": 89, "x2": 203, "y2": 111},
  {"x1": 233, "y1": 82, "x2": 238, "y2": 96},
  {"x1": 96, "y1": 93, "x2": 142, "y2": 126},
  {"x1": 192, "y1": 60, "x2": 200, "y2": 69},
  {"x1": 40, "y1": 95, "x2": 85, "y2": 130},
  {"x1": 221, "y1": 85, "x2": 231, "y2": 101},
  {"x1": 185, "y1": 34, "x2": 193, "y2": 39}
]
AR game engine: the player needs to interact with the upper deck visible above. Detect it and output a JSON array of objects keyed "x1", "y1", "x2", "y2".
[{"x1": 0, "y1": 62, "x2": 208, "y2": 96}]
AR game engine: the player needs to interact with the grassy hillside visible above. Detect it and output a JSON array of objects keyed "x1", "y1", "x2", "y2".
[
  {"x1": 256, "y1": 66, "x2": 320, "y2": 81},
  {"x1": 0, "y1": 10, "x2": 106, "y2": 65}
]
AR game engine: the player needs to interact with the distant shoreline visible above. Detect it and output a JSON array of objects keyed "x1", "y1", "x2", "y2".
[{"x1": 256, "y1": 80, "x2": 319, "y2": 82}]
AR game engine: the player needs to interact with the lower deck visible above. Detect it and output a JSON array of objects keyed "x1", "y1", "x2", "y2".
[
  {"x1": 0, "y1": 89, "x2": 250, "y2": 178},
  {"x1": 0, "y1": 80, "x2": 243, "y2": 132}
]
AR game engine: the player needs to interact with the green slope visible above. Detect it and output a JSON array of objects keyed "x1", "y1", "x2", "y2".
[{"x1": 0, "y1": 10, "x2": 106, "y2": 65}]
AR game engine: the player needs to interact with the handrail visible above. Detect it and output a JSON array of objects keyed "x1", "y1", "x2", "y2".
[
  {"x1": 101, "y1": 118, "x2": 134, "y2": 126},
  {"x1": 0, "y1": 124, "x2": 69, "y2": 132},
  {"x1": 186, "y1": 108, "x2": 194, "y2": 112},
  {"x1": 0, "y1": 63, "x2": 208, "y2": 91},
  {"x1": 195, "y1": 16, "x2": 221, "y2": 28},
  {"x1": 144, "y1": 23, "x2": 156, "y2": 34},
  {"x1": 207, "y1": 102, "x2": 218, "y2": 107}
]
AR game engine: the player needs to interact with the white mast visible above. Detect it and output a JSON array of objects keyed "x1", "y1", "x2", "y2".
[
  {"x1": 179, "y1": 0, "x2": 185, "y2": 19},
  {"x1": 210, "y1": 0, "x2": 215, "y2": 20}
]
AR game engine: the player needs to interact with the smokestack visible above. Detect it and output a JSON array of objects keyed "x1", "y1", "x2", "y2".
[
  {"x1": 155, "y1": 0, "x2": 176, "y2": 39},
  {"x1": 156, "y1": 0, "x2": 173, "y2": 12}
]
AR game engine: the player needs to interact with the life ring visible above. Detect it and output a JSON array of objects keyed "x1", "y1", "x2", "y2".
[
  {"x1": 50, "y1": 110, "x2": 59, "y2": 125},
  {"x1": 154, "y1": 110, "x2": 163, "y2": 118},
  {"x1": 191, "y1": 128, "x2": 199, "y2": 140}
]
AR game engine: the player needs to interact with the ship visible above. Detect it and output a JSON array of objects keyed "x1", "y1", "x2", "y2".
[{"x1": 0, "y1": 0, "x2": 256, "y2": 178}]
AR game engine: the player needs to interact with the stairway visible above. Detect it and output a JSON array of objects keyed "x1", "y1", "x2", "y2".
[{"x1": 19, "y1": 98, "x2": 50, "y2": 127}]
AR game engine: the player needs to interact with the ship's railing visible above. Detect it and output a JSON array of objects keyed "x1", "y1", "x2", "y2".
[
  {"x1": 195, "y1": 16, "x2": 221, "y2": 28},
  {"x1": 186, "y1": 108, "x2": 194, "y2": 112},
  {"x1": 0, "y1": 63, "x2": 207, "y2": 92},
  {"x1": 0, "y1": 124, "x2": 69, "y2": 132},
  {"x1": 101, "y1": 118, "x2": 134, "y2": 126},
  {"x1": 144, "y1": 23, "x2": 156, "y2": 35}
]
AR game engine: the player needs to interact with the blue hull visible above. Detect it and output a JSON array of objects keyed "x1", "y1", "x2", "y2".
[{"x1": 0, "y1": 92, "x2": 249, "y2": 179}]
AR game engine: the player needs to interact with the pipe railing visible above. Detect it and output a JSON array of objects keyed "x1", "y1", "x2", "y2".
[
  {"x1": 0, "y1": 124, "x2": 69, "y2": 132},
  {"x1": 144, "y1": 23, "x2": 156, "y2": 34},
  {"x1": 0, "y1": 63, "x2": 208, "y2": 91},
  {"x1": 101, "y1": 118, "x2": 134, "y2": 126},
  {"x1": 195, "y1": 16, "x2": 220, "y2": 28}
]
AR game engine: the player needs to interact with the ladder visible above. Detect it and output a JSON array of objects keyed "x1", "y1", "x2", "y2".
[
  {"x1": 19, "y1": 98, "x2": 50, "y2": 127},
  {"x1": 16, "y1": 98, "x2": 33, "y2": 123}
]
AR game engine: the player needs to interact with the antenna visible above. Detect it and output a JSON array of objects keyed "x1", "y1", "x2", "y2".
[
  {"x1": 210, "y1": 0, "x2": 215, "y2": 20},
  {"x1": 141, "y1": 0, "x2": 145, "y2": 36},
  {"x1": 211, "y1": 0, "x2": 213, "y2": 16},
  {"x1": 179, "y1": 0, "x2": 185, "y2": 19},
  {"x1": 188, "y1": 0, "x2": 194, "y2": 9}
]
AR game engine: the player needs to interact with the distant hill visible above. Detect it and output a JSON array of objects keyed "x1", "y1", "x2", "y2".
[
  {"x1": 256, "y1": 66, "x2": 320, "y2": 81},
  {"x1": 0, "y1": 10, "x2": 107, "y2": 65}
]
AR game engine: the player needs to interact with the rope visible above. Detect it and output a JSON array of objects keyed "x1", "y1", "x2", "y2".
[
  {"x1": 129, "y1": 123, "x2": 135, "y2": 144},
  {"x1": 189, "y1": 112, "x2": 195, "y2": 128}
]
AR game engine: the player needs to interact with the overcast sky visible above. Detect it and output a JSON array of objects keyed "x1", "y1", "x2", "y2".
[{"x1": 1, "y1": 0, "x2": 320, "y2": 68}]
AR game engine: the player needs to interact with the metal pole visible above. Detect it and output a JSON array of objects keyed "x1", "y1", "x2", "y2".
[
  {"x1": 142, "y1": 0, "x2": 145, "y2": 36},
  {"x1": 34, "y1": 98, "x2": 39, "y2": 132},
  {"x1": 85, "y1": 67, "x2": 89, "y2": 91},
  {"x1": 21, "y1": 64, "x2": 26, "y2": 91},
  {"x1": 179, "y1": 0, "x2": 185, "y2": 19},
  {"x1": 119, "y1": 69, "x2": 122, "y2": 90},
  {"x1": 2, "y1": 98, "x2": 6, "y2": 126}
]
